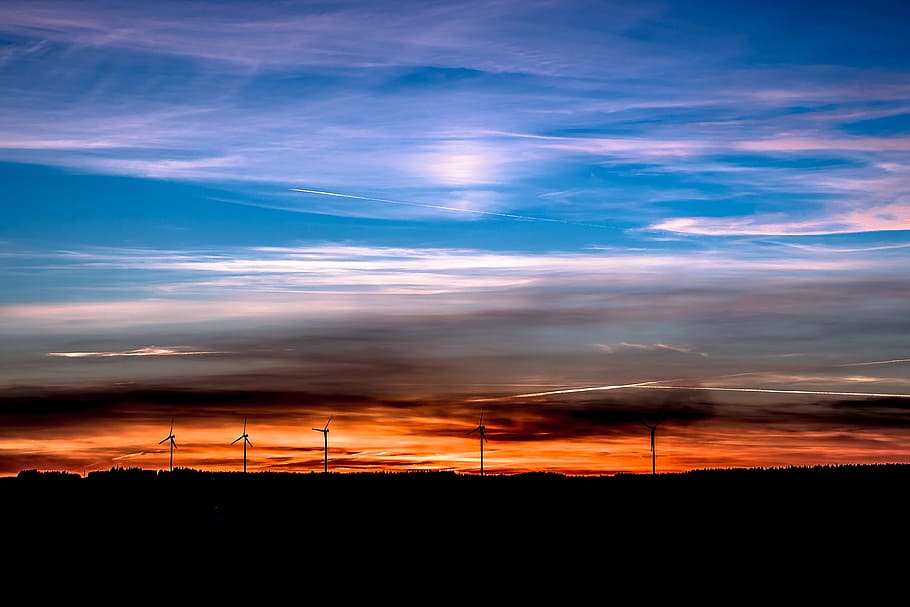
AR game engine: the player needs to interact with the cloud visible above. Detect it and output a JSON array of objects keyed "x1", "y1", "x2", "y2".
[
  {"x1": 0, "y1": 138, "x2": 126, "y2": 150},
  {"x1": 111, "y1": 451, "x2": 147, "y2": 461},
  {"x1": 736, "y1": 136, "x2": 910, "y2": 153},
  {"x1": 539, "y1": 135, "x2": 708, "y2": 158},
  {"x1": 48, "y1": 346, "x2": 223, "y2": 358},
  {"x1": 91, "y1": 155, "x2": 245, "y2": 179},
  {"x1": 17, "y1": 242, "x2": 885, "y2": 282},
  {"x1": 2, "y1": 243, "x2": 907, "y2": 371},
  {"x1": 408, "y1": 140, "x2": 505, "y2": 186},
  {"x1": 651, "y1": 202, "x2": 910, "y2": 236},
  {"x1": 0, "y1": 0, "x2": 907, "y2": 234},
  {"x1": 617, "y1": 342, "x2": 708, "y2": 357},
  {"x1": 839, "y1": 358, "x2": 910, "y2": 367},
  {"x1": 767, "y1": 242, "x2": 910, "y2": 254},
  {"x1": 288, "y1": 188, "x2": 588, "y2": 225},
  {"x1": 0, "y1": 1, "x2": 676, "y2": 76}
]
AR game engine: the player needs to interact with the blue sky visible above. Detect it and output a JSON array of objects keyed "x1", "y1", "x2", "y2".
[{"x1": 1, "y1": 1, "x2": 908, "y2": 474}]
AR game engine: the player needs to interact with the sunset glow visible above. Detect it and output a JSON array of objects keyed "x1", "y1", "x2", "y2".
[{"x1": 2, "y1": 0, "x2": 908, "y2": 476}]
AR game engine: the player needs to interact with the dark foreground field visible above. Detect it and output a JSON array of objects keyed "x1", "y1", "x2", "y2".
[
  {"x1": 2, "y1": 464, "x2": 907, "y2": 579},
  {"x1": 3, "y1": 464, "x2": 906, "y2": 528}
]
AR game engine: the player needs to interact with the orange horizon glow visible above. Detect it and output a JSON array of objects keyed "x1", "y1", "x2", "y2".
[{"x1": 4, "y1": 412, "x2": 908, "y2": 478}]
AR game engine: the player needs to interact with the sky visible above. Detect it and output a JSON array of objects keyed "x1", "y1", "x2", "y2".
[{"x1": 1, "y1": 0, "x2": 909, "y2": 476}]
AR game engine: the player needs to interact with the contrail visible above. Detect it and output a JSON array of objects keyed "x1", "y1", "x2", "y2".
[
  {"x1": 495, "y1": 380, "x2": 910, "y2": 400},
  {"x1": 635, "y1": 385, "x2": 910, "y2": 398},
  {"x1": 471, "y1": 381, "x2": 665, "y2": 401},
  {"x1": 494, "y1": 357, "x2": 910, "y2": 400},
  {"x1": 837, "y1": 358, "x2": 910, "y2": 367},
  {"x1": 290, "y1": 188, "x2": 605, "y2": 227}
]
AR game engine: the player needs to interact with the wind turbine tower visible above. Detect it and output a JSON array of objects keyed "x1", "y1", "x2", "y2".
[
  {"x1": 313, "y1": 416, "x2": 332, "y2": 473},
  {"x1": 641, "y1": 419, "x2": 664, "y2": 475},
  {"x1": 231, "y1": 416, "x2": 253, "y2": 473},
  {"x1": 468, "y1": 409, "x2": 488, "y2": 476},
  {"x1": 159, "y1": 419, "x2": 177, "y2": 472}
]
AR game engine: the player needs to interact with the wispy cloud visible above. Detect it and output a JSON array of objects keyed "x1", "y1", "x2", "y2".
[
  {"x1": 0, "y1": 0, "x2": 908, "y2": 231},
  {"x1": 48, "y1": 346, "x2": 222, "y2": 358},
  {"x1": 0, "y1": 138, "x2": 127, "y2": 150},
  {"x1": 766, "y1": 241, "x2": 910, "y2": 254},
  {"x1": 288, "y1": 188, "x2": 598, "y2": 226},
  {"x1": 93, "y1": 155, "x2": 245, "y2": 179},
  {"x1": 0, "y1": 243, "x2": 888, "y2": 314},
  {"x1": 0, "y1": 1, "x2": 678, "y2": 75},
  {"x1": 616, "y1": 342, "x2": 708, "y2": 357},
  {"x1": 736, "y1": 136, "x2": 910, "y2": 153},
  {"x1": 111, "y1": 451, "x2": 147, "y2": 461},
  {"x1": 652, "y1": 202, "x2": 910, "y2": 236}
]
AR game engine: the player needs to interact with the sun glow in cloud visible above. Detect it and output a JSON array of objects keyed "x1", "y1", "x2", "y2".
[{"x1": 413, "y1": 141, "x2": 504, "y2": 186}]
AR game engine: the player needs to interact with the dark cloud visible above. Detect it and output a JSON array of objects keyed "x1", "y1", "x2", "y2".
[
  {"x1": 2, "y1": 382, "x2": 908, "y2": 440},
  {"x1": 5, "y1": 271, "x2": 910, "y2": 402},
  {"x1": 0, "y1": 452, "x2": 92, "y2": 474},
  {"x1": 477, "y1": 389, "x2": 717, "y2": 441},
  {"x1": 0, "y1": 385, "x2": 410, "y2": 435},
  {"x1": 819, "y1": 397, "x2": 910, "y2": 427}
]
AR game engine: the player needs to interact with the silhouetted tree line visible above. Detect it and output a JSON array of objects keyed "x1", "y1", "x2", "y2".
[{"x1": 3, "y1": 463, "x2": 907, "y2": 569}]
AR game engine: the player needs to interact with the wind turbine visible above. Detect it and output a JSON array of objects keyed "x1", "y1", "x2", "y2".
[
  {"x1": 641, "y1": 418, "x2": 665, "y2": 475},
  {"x1": 312, "y1": 416, "x2": 332, "y2": 473},
  {"x1": 231, "y1": 416, "x2": 253, "y2": 473},
  {"x1": 467, "y1": 409, "x2": 488, "y2": 476},
  {"x1": 158, "y1": 419, "x2": 177, "y2": 472}
]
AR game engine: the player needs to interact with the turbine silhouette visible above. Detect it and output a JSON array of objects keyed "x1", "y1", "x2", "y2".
[
  {"x1": 467, "y1": 409, "x2": 488, "y2": 476},
  {"x1": 231, "y1": 416, "x2": 253, "y2": 473},
  {"x1": 312, "y1": 416, "x2": 332, "y2": 473},
  {"x1": 641, "y1": 418, "x2": 665, "y2": 475},
  {"x1": 158, "y1": 419, "x2": 177, "y2": 472}
]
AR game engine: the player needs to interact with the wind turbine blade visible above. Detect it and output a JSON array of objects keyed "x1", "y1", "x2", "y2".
[
  {"x1": 172, "y1": 440, "x2": 177, "y2": 449},
  {"x1": 312, "y1": 428, "x2": 322, "y2": 432},
  {"x1": 324, "y1": 416, "x2": 333, "y2": 430},
  {"x1": 246, "y1": 438, "x2": 253, "y2": 448},
  {"x1": 468, "y1": 427, "x2": 478, "y2": 435},
  {"x1": 159, "y1": 437, "x2": 168, "y2": 445},
  {"x1": 243, "y1": 416, "x2": 247, "y2": 433},
  {"x1": 169, "y1": 420, "x2": 174, "y2": 434},
  {"x1": 479, "y1": 409, "x2": 484, "y2": 425},
  {"x1": 231, "y1": 436, "x2": 242, "y2": 444}
]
